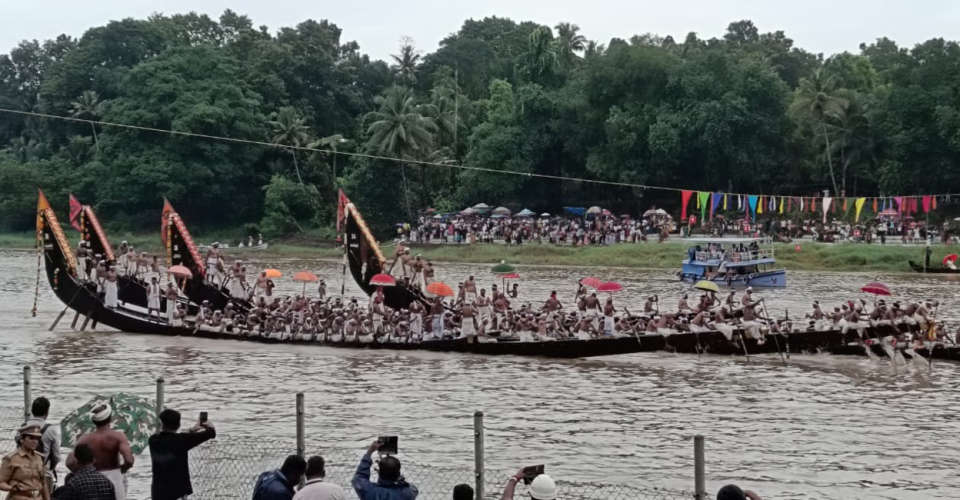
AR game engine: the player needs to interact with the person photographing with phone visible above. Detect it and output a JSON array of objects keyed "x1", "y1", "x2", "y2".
[
  {"x1": 148, "y1": 409, "x2": 216, "y2": 500},
  {"x1": 500, "y1": 465, "x2": 557, "y2": 500},
  {"x1": 351, "y1": 437, "x2": 417, "y2": 499}
]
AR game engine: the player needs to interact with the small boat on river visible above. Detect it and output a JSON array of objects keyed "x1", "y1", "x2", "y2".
[
  {"x1": 680, "y1": 237, "x2": 786, "y2": 287},
  {"x1": 907, "y1": 260, "x2": 959, "y2": 274}
]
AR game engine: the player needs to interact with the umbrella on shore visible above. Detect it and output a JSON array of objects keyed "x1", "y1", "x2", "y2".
[
  {"x1": 586, "y1": 206, "x2": 602, "y2": 215},
  {"x1": 61, "y1": 393, "x2": 157, "y2": 455},
  {"x1": 516, "y1": 208, "x2": 535, "y2": 217},
  {"x1": 694, "y1": 280, "x2": 720, "y2": 293},
  {"x1": 472, "y1": 203, "x2": 491, "y2": 213},
  {"x1": 426, "y1": 281, "x2": 454, "y2": 297},
  {"x1": 492, "y1": 206, "x2": 512, "y2": 216},
  {"x1": 498, "y1": 272, "x2": 520, "y2": 289},
  {"x1": 540, "y1": 212, "x2": 551, "y2": 218}
]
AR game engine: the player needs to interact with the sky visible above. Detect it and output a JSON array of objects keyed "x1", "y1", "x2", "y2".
[{"x1": 2, "y1": 0, "x2": 959, "y2": 60}]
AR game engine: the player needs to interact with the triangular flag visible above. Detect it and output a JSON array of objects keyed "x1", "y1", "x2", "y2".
[
  {"x1": 822, "y1": 197, "x2": 832, "y2": 223},
  {"x1": 778, "y1": 197, "x2": 784, "y2": 214},
  {"x1": 922, "y1": 195, "x2": 931, "y2": 213},
  {"x1": 68, "y1": 193, "x2": 83, "y2": 232},
  {"x1": 894, "y1": 196, "x2": 903, "y2": 212},
  {"x1": 800, "y1": 198, "x2": 804, "y2": 212},
  {"x1": 842, "y1": 198, "x2": 848, "y2": 213},
  {"x1": 711, "y1": 192, "x2": 722, "y2": 220},
  {"x1": 747, "y1": 195, "x2": 758, "y2": 221},
  {"x1": 855, "y1": 197, "x2": 866, "y2": 222},
  {"x1": 723, "y1": 194, "x2": 728, "y2": 210},
  {"x1": 933, "y1": 196, "x2": 938, "y2": 210},
  {"x1": 680, "y1": 190, "x2": 694, "y2": 221},
  {"x1": 757, "y1": 196, "x2": 763, "y2": 214},
  {"x1": 872, "y1": 198, "x2": 878, "y2": 213},
  {"x1": 737, "y1": 195, "x2": 742, "y2": 210}
]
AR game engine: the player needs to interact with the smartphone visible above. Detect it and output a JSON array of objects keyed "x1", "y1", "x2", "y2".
[
  {"x1": 522, "y1": 464, "x2": 544, "y2": 485},
  {"x1": 199, "y1": 411, "x2": 208, "y2": 424},
  {"x1": 377, "y1": 435, "x2": 398, "y2": 454}
]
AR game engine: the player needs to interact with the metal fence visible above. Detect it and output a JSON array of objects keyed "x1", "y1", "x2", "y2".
[{"x1": 10, "y1": 367, "x2": 699, "y2": 500}]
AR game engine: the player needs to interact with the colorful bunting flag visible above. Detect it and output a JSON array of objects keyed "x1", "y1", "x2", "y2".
[
  {"x1": 822, "y1": 197, "x2": 832, "y2": 223},
  {"x1": 681, "y1": 190, "x2": 693, "y2": 221},
  {"x1": 855, "y1": 198, "x2": 866, "y2": 222}
]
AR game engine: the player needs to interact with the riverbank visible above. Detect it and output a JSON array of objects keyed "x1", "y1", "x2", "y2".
[{"x1": 4, "y1": 230, "x2": 954, "y2": 272}]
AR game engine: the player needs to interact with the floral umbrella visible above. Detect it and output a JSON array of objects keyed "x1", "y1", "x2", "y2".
[
  {"x1": 491, "y1": 261, "x2": 516, "y2": 274},
  {"x1": 426, "y1": 281, "x2": 454, "y2": 297},
  {"x1": 61, "y1": 393, "x2": 157, "y2": 455},
  {"x1": 860, "y1": 282, "x2": 891, "y2": 296},
  {"x1": 579, "y1": 277, "x2": 603, "y2": 289}
]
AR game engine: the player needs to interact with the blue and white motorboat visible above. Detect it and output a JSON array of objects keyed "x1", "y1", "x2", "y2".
[{"x1": 679, "y1": 237, "x2": 786, "y2": 288}]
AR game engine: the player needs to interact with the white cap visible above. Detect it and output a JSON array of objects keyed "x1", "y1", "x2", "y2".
[
  {"x1": 529, "y1": 474, "x2": 557, "y2": 500},
  {"x1": 91, "y1": 403, "x2": 112, "y2": 423}
]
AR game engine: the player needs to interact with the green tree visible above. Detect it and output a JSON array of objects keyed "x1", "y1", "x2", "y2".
[
  {"x1": 554, "y1": 22, "x2": 586, "y2": 70},
  {"x1": 70, "y1": 90, "x2": 104, "y2": 152},
  {"x1": 791, "y1": 69, "x2": 845, "y2": 195},
  {"x1": 268, "y1": 106, "x2": 312, "y2": 184}
]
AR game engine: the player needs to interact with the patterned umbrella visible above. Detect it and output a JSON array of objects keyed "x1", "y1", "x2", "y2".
[
  {"x1": 943, "y1": 254, "x2": 958, "y2": 266},
  {"x1": 293, "y1": 271, "x2": 318, "y2": 282},
  {"x1": 694, "y1": 280, "x2": 720, "y2": 293},
  {"x1": 60, "y1": 393, "x2": 157, "y2": 455},
  {"x1": 370, "y1": 273, "x2": 396, "y2": 287}
]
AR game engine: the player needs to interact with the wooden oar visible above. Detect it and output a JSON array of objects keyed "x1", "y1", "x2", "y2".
[{"x1": 760, "y1": 300, "x2": 786, "y2": 365}]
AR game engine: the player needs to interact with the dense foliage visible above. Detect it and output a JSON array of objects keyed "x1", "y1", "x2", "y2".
[{"x1": 1, "y1": 12, "x2": 959, "y2": 235}]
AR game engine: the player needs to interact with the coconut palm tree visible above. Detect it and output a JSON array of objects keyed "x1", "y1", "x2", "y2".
[
  {"x1": 791, "y1": 69, "x2": 846, "y2": 195},
  {"x1": 309, "y1": 133, "x2": 349, "y2": 188},
  {"x1": 554, "y1": 22, "x2": 586, "y2": 69},
  {"x1": 268, "y1": 107, "x2": 311, "y2": 184},
  {"x1": 391, "y1": 38, "x2": 420, "y2": 85},
  {"x1": 364, "y1": 86, "x2": 437, "y2": 218},
  {"x1": 70, "y1": 90, "x2": 104, "y2": 152},
  {"x1": 524, "y1": 26, "x2": 558, "y2": 82}
]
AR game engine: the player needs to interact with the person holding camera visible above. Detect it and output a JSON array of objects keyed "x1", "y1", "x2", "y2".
[
  {"x1": 351, "y1": 440, "x2": 418, "y2": 500},
  {"x1": 500, "y1": 468, "x2": 557, "y2": 500},
  {"x1": 253, "y1": 455, "x2": 306, "y2": 500},
  {"x1": 148, "y1": 409, "x2": 216, "y2": 500}
]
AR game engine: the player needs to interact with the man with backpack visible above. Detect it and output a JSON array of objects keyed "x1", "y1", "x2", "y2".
[{"x1": 17, "y1": 397, "x2": 60, "y2": 491}]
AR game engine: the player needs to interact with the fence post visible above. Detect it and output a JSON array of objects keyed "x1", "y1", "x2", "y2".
[
  {"x1": 296, "y1": 393, "x2": 305, "y2": 458},
  {"x1": 694, "y1": 435, "x2": 706, "y2": 500},
  {"x1": 155, "y1": 377, "x2": 165, "y2": 421},
  {"x1": 23, "y1": 366, "x2": 32, "y2": 421},
  {"x1": 473, "y1": 411, "x2": 485, "y2": 500}
]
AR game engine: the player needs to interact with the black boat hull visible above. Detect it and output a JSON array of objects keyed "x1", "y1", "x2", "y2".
[{"x1": 908, "y1": 260, "x2": 959, "y2": 274}]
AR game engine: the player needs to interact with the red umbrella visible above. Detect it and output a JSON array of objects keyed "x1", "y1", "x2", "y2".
[
  {"x1": 426, "y1": 281, "x2": 454, "y2": 297},
  {"x1": 167, "y1": 265, "x2": 192, "y2": 279},
  {"x1": 501, "y1": 272, "x2": 520, "y2": 279},
  {"x1": 293, "y1": 271, "x2": 318, "y2": 283},
  {"x1": 579, "y1": 277, "x2": 603, "y2": 288},
  {"x1": 597, "y1": 281, "x2": 623, "y2": 293},
  {"x1": 860, "y1": 282, "x2": 891, "y2": 296},
  {"x1": 943, "y1": 254, "x2": 958, "y2": 266},
  {"x1": 370, "y1": 273, "x2": 396, "y2": 287}
]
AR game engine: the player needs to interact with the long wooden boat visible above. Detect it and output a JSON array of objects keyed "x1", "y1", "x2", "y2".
[
  {"x1": 39, "y1": 192, "x2": 960, "y2": 361},
  {"x1": 908, "y1": 260, "x2": 959, "y2": 274},
  {"x1": 161, "y1": 200, "x2": 250, "y2": 311}
]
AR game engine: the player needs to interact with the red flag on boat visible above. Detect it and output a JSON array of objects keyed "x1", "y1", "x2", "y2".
[
  {"x1": 68, "y1": 194, "x2": 83, "y2": 232},
  {"x1": 336, "y1": 189, "x2": 351, "y2": 234}
]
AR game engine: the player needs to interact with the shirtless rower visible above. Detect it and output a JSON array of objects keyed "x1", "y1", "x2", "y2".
[
  {"x1": 677, "y1": 294, "x2": 692, "y2": 314},
  {"x1": 423, "y1": 261, "x2": 435, "y2": 286},
  {"x1": 428, "y1": 297, "x2": 444, "y2": 339},
  {"x1": 66, "y1": 404, "x2": 134, "y2": 500},
  {"x1": 408, "y1": 300, "x2": 424, "y2": 339},
  {"x1": 493, "y1": 291, "x2": 511, "y2": 330},
  {"x1": 371, "y1": 292, "x2": 385, "y2": 334},
  {"x1": 584, "y1": 292, "x2": 602, "y2": 330},
  {"x1": 164, "y1": 283, "x2": 178, "y2": 324},
  {"x1": 464, "y1": 276, "x2": 478, "y2": 304},
  {"x1": 543, "y1": 291, "x2": 562, "y2": 316},
  {"x1": 643, "y1": 296, "x2": 657, "y2": 315},
  {"x1": 475, "y1": 289, "x2": 492, "y2": 333}
]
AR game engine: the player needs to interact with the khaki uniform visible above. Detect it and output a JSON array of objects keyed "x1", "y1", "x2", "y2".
[{"x1": 0, "y1": 448, "x2": 49, "y2": 499}]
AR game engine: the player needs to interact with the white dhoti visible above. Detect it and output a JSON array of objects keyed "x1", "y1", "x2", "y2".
[
  {"x1": 460, "y1": 319, "x2": 477, "y2": 338},
  {"x1": 690, "y1": 324, "x2": 711, "y2": 333},
  {"x1": 148, "y1": 293, "x2": 160, "y2": 310},
  {"x1": 100, "y1": 468, "x2": 126, "y2": 500},
  {"x1": 465, "y1": 291, "x2": 477, "y2": 303},
  {"x1": 373, "y1": 314, "x2": 383, "y2": 332},
  {"x1": 229, "y1": 280, "x2": 246, "y2": 299},
  {"x1": 740, "y1": 320, "x2": 761, "y2": 339},
  {"x1": 432, "y1": 316, "x2": 443, "y2": 338},
  {"x1": 715, "y1": 324, "x2": 735, "y2": 341},
  {"x1": 410, "y1": 315, "x2": 423, "y2": 336},
  {"x1": 603, "y1": 315, "x2": 615, "y2": 336},
  {"x1": 575, "y1": 330, "x2": 592, "y2": 340},
  {"x1": 166, "y1": 304, "x2": 176, "y2": 324},
  {"x1": 104, "y1": 281, "x2": 118, "y2": 308},
  {"x1": 657, "y1": 327, "x2": 678, "y2": 336},
  {"x1": 358, "y1": 333, "x2": 374, "y2": 344}
]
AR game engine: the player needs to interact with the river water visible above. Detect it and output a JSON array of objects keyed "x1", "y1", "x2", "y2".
[{"x1": 2, "y1": 249, "x2": 960, "y2": 499}]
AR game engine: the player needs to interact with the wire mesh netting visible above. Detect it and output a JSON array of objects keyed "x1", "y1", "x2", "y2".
[
  {"x1": 186, "y1": 438, "x2": 694, "y2": 500},
  {"x1": 1, "y1": 405, "x2": 26, "y2": 439}
]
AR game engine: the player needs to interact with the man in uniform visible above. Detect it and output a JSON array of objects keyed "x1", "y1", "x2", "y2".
[{"x1": 1, "y1": 424, "x2": 50, "y2": 500}]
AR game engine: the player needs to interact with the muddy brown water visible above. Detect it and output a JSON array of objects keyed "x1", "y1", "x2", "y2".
[{"x1": 2, "y1": 250, "x2": 959, "y2": 499}]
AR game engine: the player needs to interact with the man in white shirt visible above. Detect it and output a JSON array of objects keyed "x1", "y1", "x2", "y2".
[{"x1": 294, "y1": 456, "x2": 346, "y2": 500}]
